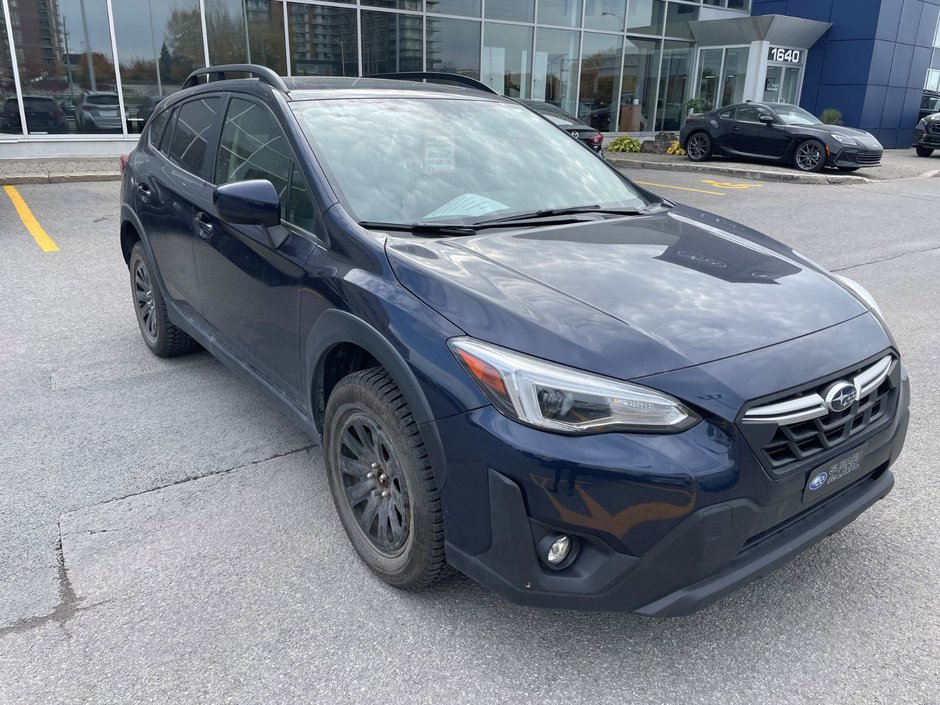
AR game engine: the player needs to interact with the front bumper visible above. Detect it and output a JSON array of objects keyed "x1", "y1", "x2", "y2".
[
  {"x1": 436, "y1": 316, "x2": 910, "y2": 615},
  {"x1": 829, "y1": 146, "x2": 883, "y2": 168},
  {"x1": 914, "y1": 127, "x2": 940, "y2": 149}
]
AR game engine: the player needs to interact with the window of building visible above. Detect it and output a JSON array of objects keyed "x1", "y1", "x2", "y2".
[
  {"x1": 934, "y1": 13, "x2": 940, "y2": 48},
  {"x1": 703, "y1": 0, "x2": 751, "y2": 10},
  {"x1": 583, "y1": 0, "x2": 626, "y2": 32},
  {"x1": 288, "y1": 4, "x2": 358, "y2": 77},
  {"x1": 482, "y1": 23, "x2": 533, "y2": 98},
  {"x1": 426, "y1": 0, "x2": 480, "y2": 17},
  {"x1": 657, "y1": 41, "x2": 694, "y2": 130},
  {"x1": 361, "y1": 11, "x2": 423, "y2": 74},
  {"x1": 484, "y1": 0, "x2": 534, "y2": 22},
  {"x1": 579, "y1": 32, "x2": 623, "y2": 131},
  {"x1": 534, "y1": 28, "x2": 581, "y2": 117},
  {"x1": 538, "y1": 0, "x2": 584, "y2": 29},
  {"x1": 720, "y1": 47, "x2": 749, "y2": 106},
  {"x1": 620, "y1": 38, "x2": 660, "y2": 131},
  {"x1": 664, "y1": 2, "x2": 697, "y2": 39},
  {"x1": 427, "y1": 17, "x2": 481, "y2": 78},
  {"x1": 695, "y1": 46, "x2": 749, "y2": 110},
  {"x1": 926, "y1": 70, "x2": 940, "y2": 93},
  {"x1": 166, "y1": 97, "x2": 220, "y2": 176},
  {"x1": 627, "y1": 0, "x2": 664, "y2": 35},
  {"x1": 696, "y1": 47, "x2": 723, "y2": 111},
  {"x1": 362, "y1": 0, "x2": 423, "y2": 10},
  {"x1": 205, "y1": 0, "x2": 249, "y2": 64}
]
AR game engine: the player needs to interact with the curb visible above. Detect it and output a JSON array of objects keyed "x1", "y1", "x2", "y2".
[
  {"x1": 1, "y1": 173, "x2": 121, "y2": 185},
  {"x1": 604, "y1": 155, "x2": 873, "y2": 185}
]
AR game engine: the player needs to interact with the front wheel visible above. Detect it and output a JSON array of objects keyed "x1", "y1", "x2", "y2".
[
  {"x1": 915, "y1": 146, "x2": 934, "y2": 157},
  {"x1": 685, "y1": 132, "x2": 712, "y2": 162},
  {"x1": 794, "y1": 139, "x2": 827, "y2": 173},
  {"x1": 324, "y1": 367, "x2": 448, "y2": 589}
]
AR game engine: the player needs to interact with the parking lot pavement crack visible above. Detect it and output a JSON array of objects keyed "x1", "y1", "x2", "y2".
[
  {"x1": 832, "y1": 243, "x2": 940, "y2": 273},
  {"x1": 0, "y1": 528, "x2": 108, "y2": 641},
  {"x1": 69, "y1": 443, "x2": 318, "y2": 514}
]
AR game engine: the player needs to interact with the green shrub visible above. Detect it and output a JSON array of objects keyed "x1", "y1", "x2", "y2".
[
  {"x1": 820, "y1": 108, "x2": 844, "y2": 125},
  {"x1": 685, "y1": 97, "x2": 712, "y2": 114},
  {"x1": 607, "y1": 135, "x2": 642, "y2": 153}
]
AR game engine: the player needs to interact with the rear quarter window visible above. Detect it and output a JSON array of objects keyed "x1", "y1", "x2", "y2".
[{"x1": 148, "y1": 108, "x2": 171, "y2": 149}]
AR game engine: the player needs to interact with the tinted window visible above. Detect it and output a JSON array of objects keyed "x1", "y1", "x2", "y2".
[
  {"x1": 23, "y1": 98, "x2": 56, "y2": 110},
  {"x1": 148, "y1": 108, "x2": 171, "y2": 149},
  {"x1": 718, "y1": 109, "x2": 732, "y2": 119},
  {"x1": 85, "y1": 94, "x2": 120, "y2": 106},
  {"x1": 216, "y1": 98, "x2": 315, "y2": 231},
  {"x1": 166, "y1": 98, "x2": 220, "y2": 176},
  {"x1": 733, "y1": 106, "x2": 767, "y2": 123}
]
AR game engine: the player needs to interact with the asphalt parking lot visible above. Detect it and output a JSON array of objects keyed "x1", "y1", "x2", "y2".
[{"x1": 1, "y1": 170, "x2": 938, "y2": 704}]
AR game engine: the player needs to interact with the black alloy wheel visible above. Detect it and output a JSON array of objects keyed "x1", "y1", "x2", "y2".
[
  {"x1": 128, "y1": 242, "x2": 199, "y2": 357},
  {"x1": 324, "y1": 368, "x2": 448, "y2": 588},
  {"x1": 794, "y1": 139, "x2": 827, "y2": 173},
  {"x1": 686, "y1": 132, "x2": 712, "y2": 162}
]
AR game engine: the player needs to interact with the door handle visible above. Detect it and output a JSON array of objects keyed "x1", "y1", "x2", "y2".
[
  {"x1": 730, "y1": 126, "x2": 740, "y2": 131},
  {"x1": 136, "y1": 183, "x2": 152, "y2": 202},
  {"x1": 194, "y1": 211, "x2": 214, "y2": 238}
]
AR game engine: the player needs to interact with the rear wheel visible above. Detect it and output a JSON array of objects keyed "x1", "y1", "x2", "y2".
[
  {"x1": 129, "y1": 242, "x2": 199, "y2": 357},
  {"x1": 794, "y1": 139, "x2": 827, "y2": 173},
  {"x1": 324, "y1": 367, "x2": 448, "y2": 589},
  {"x1": 685, "y1": 132, "x2": 712, "y2": 162},
  {"x1": 915, "y1": 146, "x2": 934, "y2": 157}
]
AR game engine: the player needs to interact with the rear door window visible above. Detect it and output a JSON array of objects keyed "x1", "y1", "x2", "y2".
[{"x1": 165, "y1": 97, "x2": 221, "y2": 177}]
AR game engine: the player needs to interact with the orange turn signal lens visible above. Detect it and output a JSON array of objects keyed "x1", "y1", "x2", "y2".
[{"x1": 455, "y1": 348, "x2": 507, "y2": 396}]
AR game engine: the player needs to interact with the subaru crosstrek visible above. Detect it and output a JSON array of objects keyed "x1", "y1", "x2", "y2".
[{"x1": 119, "y1": 65, "x2": 909, "y2": 616}]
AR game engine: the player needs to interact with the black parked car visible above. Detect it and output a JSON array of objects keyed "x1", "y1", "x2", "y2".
[
  {"x1": 520, "y1": 99, "x2": 604, "y2": 153},
  {"x1": 120, "y1": 65, "x2": 909, "y2": 615},
  {"x1": 0, "y1": 95, "x2": 68, "y2": 134},
  {"x1": 681, "y1": 102, "x2": 884, "y2": 173},
  {"x1": 913, "y1": 111, "x2": 940, "y2": 157}
]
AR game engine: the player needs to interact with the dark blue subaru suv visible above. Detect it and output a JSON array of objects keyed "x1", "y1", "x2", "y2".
[{"x1": 120, "y1": 65, "x2": 909, "y2": 616}]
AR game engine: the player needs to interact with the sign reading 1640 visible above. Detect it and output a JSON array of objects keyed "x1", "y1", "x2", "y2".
[{"x1": 768, "y1": 47, "x2": 802, "y2": 64}]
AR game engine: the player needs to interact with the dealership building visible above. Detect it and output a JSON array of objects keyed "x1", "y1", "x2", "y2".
[{"x1": 1, "y1": 0, "x2": 939, "y2": 157}]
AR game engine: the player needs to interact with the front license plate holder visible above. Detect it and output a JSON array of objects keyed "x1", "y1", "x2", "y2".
[{"x1": 802, "y1": 443, "x2": 868, "y2": 505}]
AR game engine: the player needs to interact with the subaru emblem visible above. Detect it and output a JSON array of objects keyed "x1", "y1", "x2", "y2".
[
  {"x1": 808, "y1": 472, "x2": 828, "y2": 491},
  {"x1": 825, "y1": 382, "x2": 858, "y2": 413}
]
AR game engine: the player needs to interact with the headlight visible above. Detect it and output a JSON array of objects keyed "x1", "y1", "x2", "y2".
[
  {"x1": 831, "y1": 134, "x2": 858, "y2": 145},
  {"x1": 449, "y1": 337, "x2": 699, "y2": 434},
  {"x1": 836, "y1": 275, "x2": 883, "y2": 318},
  {"x1": 917, "y1": 119, "x2": 927, "y2": 130}
]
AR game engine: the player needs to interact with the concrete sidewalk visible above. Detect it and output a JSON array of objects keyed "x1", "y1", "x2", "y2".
[
  {"x1": 605, "y1": 148, "x2": 940, "y2": 185},
  {"x1": 0, "y1": 156, "x2": 122, "y2": 184}
]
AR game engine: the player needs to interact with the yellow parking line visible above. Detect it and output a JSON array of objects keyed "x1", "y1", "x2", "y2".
[
  {"x1": 3, "y1": 185, "x2": 59, "y2": 252},
  {"x1": 635, "y1": 180, "x2": 726, "y2": 196}
]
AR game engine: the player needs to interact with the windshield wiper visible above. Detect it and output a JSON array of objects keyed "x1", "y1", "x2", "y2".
[
  {"x1": 359, "y1": 221, "x2": 479, "y2": 237},
  {"x1": 473, "y1": 205, "x2": 649, "y2": 226}
]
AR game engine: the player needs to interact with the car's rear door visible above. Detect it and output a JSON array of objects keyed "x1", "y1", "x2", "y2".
[
  {"x1": 193, "y1": 94, "x2": 320, "y2": 404},
  {"x1": 135, "y1": 96, "x2": 222, "y2": 314}
]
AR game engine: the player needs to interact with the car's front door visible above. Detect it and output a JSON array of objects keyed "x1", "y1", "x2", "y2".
[
  {"x1": 730, "y1": 105, "x2": 791, "y2": 158},
  {"x1": 193, "y1": 95, "x2": 320, "y2": 404},
  {"x1": 136, "y1": 96, "x2": 221, "y2": 313}
]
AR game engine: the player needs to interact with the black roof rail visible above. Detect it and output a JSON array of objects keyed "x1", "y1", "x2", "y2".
[
  {"x1": 367, "y1": 72, "x2": 498, "y2": 95},
  {"x1": 182, "y1": 64, "x2": 288, "y2": 91}
]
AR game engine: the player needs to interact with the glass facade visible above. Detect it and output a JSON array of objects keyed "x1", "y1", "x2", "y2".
[{"x1": 0, "y1": 0, "x2": 739, "y2": 141}]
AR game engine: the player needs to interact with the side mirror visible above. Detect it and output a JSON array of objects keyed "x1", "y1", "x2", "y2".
[
  {"x1": 214, "y1": 179, "x2": 281, "y2": 227},
  {"x1": 759, "y1": 114, "x2": 775, "y2": 126}
]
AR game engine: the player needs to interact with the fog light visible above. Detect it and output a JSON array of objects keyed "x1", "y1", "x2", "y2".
[{"x1": 546, "y1": 535, "x2": 571, "y2": 565}]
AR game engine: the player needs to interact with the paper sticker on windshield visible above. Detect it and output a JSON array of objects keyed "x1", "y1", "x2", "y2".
[
  {"x1": 423, "y1": 194, "x2": 509, "y2": 220},
  {"x1": 425, "y1": 136, "x2": 456, "y2": 172}
]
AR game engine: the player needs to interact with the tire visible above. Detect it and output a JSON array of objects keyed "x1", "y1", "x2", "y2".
[
  {"x1": 324, "y1": 367, "x2": 447, "y2": 589},
  {"x1": 128, "y1": 242, "x2": 199, "y2": 357},
  {"x1": 837, "y1": 166, "x2": 860, "y2": 172},
  {"x1": 794, "y1": 139, "x2": 827, "y2": 173},
  {"x1": 685, "y1": 132, "x2": 712, "y2": 162},
  {"x1": 916, "y1": 146, "x2": 934, "y2": 157}
]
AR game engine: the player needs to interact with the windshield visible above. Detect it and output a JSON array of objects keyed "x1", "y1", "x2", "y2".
[
  {"x1": 292, "y1": 97, "x2": 646, "y2": 225},
  {"x1": 773, "y1": 105, "x2": 821, "y2": 126}
]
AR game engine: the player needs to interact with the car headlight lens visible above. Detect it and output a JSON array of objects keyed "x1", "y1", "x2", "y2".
[
  {"x1": 831, "y1": 134, "x2": 858, "y2": 145},
  {"x1": 836, "y1": 275, "x2": 883, "y2": 318},
  {"x1": 917, "y1": 119, "x2": 927, "y2": 130},
  {"x1": 449, "y1": 337, "x2": 698, "y2": 434}
]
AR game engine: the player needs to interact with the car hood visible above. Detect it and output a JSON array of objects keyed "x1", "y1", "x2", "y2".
[{"x1": 385, "y1": 205, "x2": 868, "y2": 380}]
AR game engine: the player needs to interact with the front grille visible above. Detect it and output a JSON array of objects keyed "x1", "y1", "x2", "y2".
[
  {"x1": 740, "y1": 355, "x2": 898, "y2": 474},
  {"x1": 927, "y1": 123, "x2": 940, "y2": 135},
  {"x1": 855, "y1": 151, "x2": 882, "y2": 165}
]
